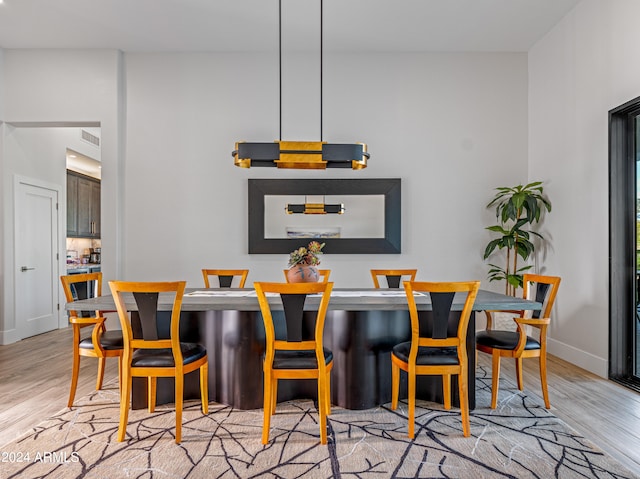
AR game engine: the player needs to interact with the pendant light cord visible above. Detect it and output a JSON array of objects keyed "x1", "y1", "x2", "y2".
[
  {"x1": 279, "y1": 0, "x2": 282, "y2": 141},
  {"x1": 278, "y1": 0, "x2": 324, "y2": 141},
  {"x1": 320, "y1": 0, "x2": 323, "y2": 141}
]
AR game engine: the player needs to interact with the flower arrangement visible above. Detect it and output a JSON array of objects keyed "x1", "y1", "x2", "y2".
[{"x1": 287, "y1": 241, "x2": 325, "y2": 268}]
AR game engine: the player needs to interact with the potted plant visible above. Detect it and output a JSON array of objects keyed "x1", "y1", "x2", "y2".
[
  {"x1": 483, "y1": 181, "x2": 552, "y2": 296},
  {"x1": 286, "y1": 241, "x2": 325, "y2": 283}
]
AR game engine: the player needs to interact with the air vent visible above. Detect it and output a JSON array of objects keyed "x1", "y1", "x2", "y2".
[{"x1": 81, "y1": 129, "x2": 100, "y2": 147}]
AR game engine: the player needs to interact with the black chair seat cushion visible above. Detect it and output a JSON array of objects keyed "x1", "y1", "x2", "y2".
[
  {"x1": 79, "y1": 330, "x2": 123, "y2": 351},
  {"x1": 392, "y1": 342, "x2": 459, "y2": 366},
  {"x1": 476, "y1": 330, "x2": 540, "y2": 351},
  {"x1": 270, "y1": 348, "x2": 333, "y2": 370},
  {"x1": 131, "y1": 343, "x2": 207, "y2": 367}
]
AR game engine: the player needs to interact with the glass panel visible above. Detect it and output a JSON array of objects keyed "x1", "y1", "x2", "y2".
[
  {"x1": 264, "y1": 194, "x2": 385, "y2": 239},
  {"x1": 635, "y1": 114, "x2": 640, "y2": 378}
]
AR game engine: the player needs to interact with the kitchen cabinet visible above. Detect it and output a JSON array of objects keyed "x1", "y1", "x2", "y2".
[{"x1": 67, "y1": 170, "x2": 101, "y2": 238}]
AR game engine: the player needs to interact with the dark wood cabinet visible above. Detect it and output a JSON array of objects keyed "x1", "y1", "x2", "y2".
[
  {"x1": 67, "y1": 170, "x2": 101, "y2": 238},
  {"x1": 66, "y1": 172, "x2": 79, "y2": 235}
]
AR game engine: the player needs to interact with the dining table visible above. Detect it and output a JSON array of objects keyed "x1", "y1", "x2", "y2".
[{"x1": 65, "y1": 287, "x2": 541, "y2": 411}]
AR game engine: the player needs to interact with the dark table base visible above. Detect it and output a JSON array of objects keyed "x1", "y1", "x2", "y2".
[{"x1": 131, "y1": 309, "x2": 476, "y2": 411}]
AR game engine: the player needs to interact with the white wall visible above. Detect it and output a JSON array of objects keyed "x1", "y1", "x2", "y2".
[
  {"x1": 123, "y1": 51, "x2": 528, "y2": 287},
  {"x1": 65, "y1": 128, "x2": 102, "y2": 164},
  {"x1": 0, "y1": 48, "x2": 528, "y2": 344},
  {"x1": 0, "y1": 49, "x2": 5, "y2": 337},
  {"x1": 529, "y1": 0, "x2": 640, "y2": 376},
  {"x1": 0, "y1": 49, "x2": 4, "y2": 117},
  {"x1": 0, "y1": 49, "x2": 122, "y2": 342}
]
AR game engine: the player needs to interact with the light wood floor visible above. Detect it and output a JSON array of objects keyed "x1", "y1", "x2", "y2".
[{"x1": 2, "y1": 327, "x2": 640, "y2": 476}]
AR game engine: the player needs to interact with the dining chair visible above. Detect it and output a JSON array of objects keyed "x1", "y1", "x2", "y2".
[
  {"x1": 283, "y1": 268, "x2": 331, "y2": 283},
  {"x1": 476, "y1": 274, "x2": 561, "y2": 409},
  {"x1": 202, "y1": 269, "x2": 248, "y2": 288},
  {"x1": 109, "y1": 280, "x2": 209, "y2": 443},
  {"x1": 254, "y1": 281, "x2": 334, "y2": 445},
  {"x1": 371, "y1": 269, "x2": 417, "y2": 288},
  {"x1": 60, "y1": 272, "x2": 123, "y2": 408},
  {"x1": 391, "y1": 280, "x2": 480, "y2": 438}
]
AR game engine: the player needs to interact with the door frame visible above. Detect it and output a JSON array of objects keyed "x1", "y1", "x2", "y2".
[
  {"x1": 609, "y1": 96, "x2": 640, "y2": 390},
  {"x1": 13, "y1": 175, "x2": 66, "y2": 337}
]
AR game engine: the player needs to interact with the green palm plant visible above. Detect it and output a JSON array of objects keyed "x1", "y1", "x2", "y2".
[{"x1": 483, "y1": 181, "x2": 552, "y2": 296}]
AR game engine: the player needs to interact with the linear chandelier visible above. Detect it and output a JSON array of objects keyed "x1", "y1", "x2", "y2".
[
  {"x1": 232, "y1": 0, "x2": 369, "y2": 170},
  {"x1": 285, "y1": 200, "x2": 345, "y2": 214}
]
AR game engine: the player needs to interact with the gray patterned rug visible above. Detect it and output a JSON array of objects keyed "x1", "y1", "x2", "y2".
[{"x1": 1, "y1": 367, "x2": 636, "y2": 479}]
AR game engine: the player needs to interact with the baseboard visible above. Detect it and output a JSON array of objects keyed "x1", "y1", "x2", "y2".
[
  {"x1": 547, "y1": 337, "x2": 608, "y2": 378},
  {"x1": 58, "y1": 311, "x2": 69, "y2": 329},
  {"x1": 0, "y1": 328, "x2": 20, "y2": 345}
]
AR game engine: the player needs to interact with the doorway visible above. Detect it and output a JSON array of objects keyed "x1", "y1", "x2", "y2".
[
  {"x1": 14, "y1": 177, "x2": 61, "y2": 339},
  {"x1": 5, "y1": 124, "x2": 102, "y2": 344},
  {"x1": 609, "y1": 96, "x2": 640, "y2": 390}
]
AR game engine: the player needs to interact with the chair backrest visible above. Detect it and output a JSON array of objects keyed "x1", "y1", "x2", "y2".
[
  {"x1": 202, "y1": 269, "x2": 248, "y2": 288},
  {"x1": 109, "y1": 281, "x2": 187, "y2": 365},
  {"x1": 61, "y1": 272, "x2": 102, "y2": 318},
  {"x1": 283, "y1": 269, "x2": 331, "y2": 283},
  {"x1": 404, "y1": 280, "x2": 480, "y2": 350},
  {"x1": 371, "y1": 269, "x2": 417, "y2": 288},
  {"x1": 254, "y1": 281, "x2": 334, "y2": 356},
  {"x1": 522, "y1": 274, "x2": 561, "y2": 319}
]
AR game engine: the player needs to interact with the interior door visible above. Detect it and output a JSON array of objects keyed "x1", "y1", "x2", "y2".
[{"x1": 15, "y1": 180, "x2": 59, "y2": 339}]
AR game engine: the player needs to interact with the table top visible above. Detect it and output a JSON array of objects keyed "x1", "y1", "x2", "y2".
[{"x1": 66, "y1": 288, "x2": 541, "y2": 312}]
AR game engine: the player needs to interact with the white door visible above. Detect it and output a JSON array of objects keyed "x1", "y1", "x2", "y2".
[{"x1": 15, "y1": 180, "x2": 59, "y2": 339}]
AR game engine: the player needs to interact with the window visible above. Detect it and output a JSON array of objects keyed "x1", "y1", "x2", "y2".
[{"x1": 609, "y1": 96, "x2": 640, "y2": 391}]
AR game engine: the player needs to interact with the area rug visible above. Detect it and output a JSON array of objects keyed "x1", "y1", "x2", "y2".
[{"x1": 1, "y1": 367, "x2": 636, "y2": 479}]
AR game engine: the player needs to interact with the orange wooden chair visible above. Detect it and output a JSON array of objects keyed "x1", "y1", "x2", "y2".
[
  {"x1": 61, "y1": 272, "x2": 123, "y2": 407},
  {"x1": 255, "y1": 281, "x2": 334, "y2": 445},
  {"x1": 109, "y1": 280, "x2": 208, "y2": 443},
  {"x1": 391, "y1": 280, "x2": 480, "y2": 438},
  {"x1": 202, "y1": 269, "x2": 248, "y2": 288},
  {"x1": 371, "y1": 269, "x2": 417, "y2": 288},
  {"x1": 476, "y1": 274, "x2": 561, "y2": 409}
]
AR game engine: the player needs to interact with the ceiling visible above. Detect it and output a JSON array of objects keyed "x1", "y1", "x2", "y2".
[
  {"x1": 66, "y1": 149, "x2": 101, "y2": 179},
  {"x1": 0, "y1": 0, "x2": 581, "y2": 53}
]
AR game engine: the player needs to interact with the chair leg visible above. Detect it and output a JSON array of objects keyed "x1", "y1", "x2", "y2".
[
  {"x1": 68, "y1": 350, "x2": 81, "y2": 408},
  {"x1": 200, "y1": 362, "x2": 209, "y2": 415},
  {"x1": 96, "y1": 357, "x2": 106, "y2": 390},
  {"x1": 458, "y1": 372, "x2": 470, "y2": 437},
  {"x1": 515, "y1": 357, "x2": 524, "y2": 391},
  {"x1": 118, "y1": 370, "x2": 131, "y2": 442},
  {"x1": 391, "y1": 360, "x2": 399, "y2": 410},
  {"x1": 148, "y1": 377, "x2": 157, "y2": 413},
  {"x1": 318, "y1": 375, "x2": 328, "y2": 445},
  {"x1": 407, "y1": 369, "x2": 416, "y2": 439},
  {"x1": 262, "y1": 373, "x2": 272, "y2": 445},
  {"x1": 539, "y1": 354, "x2": 550, "y2": 408},
  {"x1": 117, "y1": 356, "x2": 123, "y2": 392},
  {"x1": 175, "y1": 374, "x2": 184, "y2": 444},
  {"x1": 269, "y1": 378, "x2": 278, "y2": 416},
  {"x1": 491, "y1": 350, "x2": 501, "y2": 409},
  {"x1": 442, "y1": 374, "x2": 451, "y2": 410},
  {"x1": 324, "y1": 371, "x2": 332, "y2": 416},
  {"x1": 271, "y1": 378, "x2": 278, "y2": 415}
]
